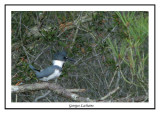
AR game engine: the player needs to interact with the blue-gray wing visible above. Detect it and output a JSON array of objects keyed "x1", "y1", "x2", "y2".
[{"x1": 35, "y1": 65, "x2": 61, "y2": 78}]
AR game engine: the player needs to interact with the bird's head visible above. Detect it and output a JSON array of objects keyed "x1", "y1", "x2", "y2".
[{"x1": 53, "y1": 51, "x2": 75, "y2": 62}]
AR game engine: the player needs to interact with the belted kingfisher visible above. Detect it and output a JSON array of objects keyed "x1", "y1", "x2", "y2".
[{"x1": 29, "y1": 51, "x2": 74, "y2": 81}]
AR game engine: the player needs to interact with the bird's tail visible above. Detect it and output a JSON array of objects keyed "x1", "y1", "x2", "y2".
[{"x1": 29, "y1": 64, "x2": 39, "y2": 73}]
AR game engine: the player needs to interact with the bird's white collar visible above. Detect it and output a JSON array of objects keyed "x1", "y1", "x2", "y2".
[{"x1": 52, "y1": 60, "x2": 65, "y2": 68}]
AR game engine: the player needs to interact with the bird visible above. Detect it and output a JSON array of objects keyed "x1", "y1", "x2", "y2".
[{"x1": 29, "y1": 51, "x2": 75, "y2": 81}]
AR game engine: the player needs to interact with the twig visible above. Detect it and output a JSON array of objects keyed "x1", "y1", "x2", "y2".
[
  {"x1": 34, "y1": 46, "x2": 50, "y2": 62},
  {"x1": 113, "y1": 95, "x2": 147, "y2": 102},
  {"x1": 115, "y1": 70, "x2": 121, "y2": 88},
  {"x1": 100, "y1": 86, "x2": 120, "y2": 100},
  {"x1": 93, "y1": 47, "x2": 104, "y2": 74},
  {"x1": 70, "y1": 12, "x2": 82, "y2": 50},
  {"x1": 34, "y1": 90, "x2": 51, "y2": 102},
  {"x1": 102, "y1": 25, "x2": 117, "y2": 43},
  {"x1": 57, "y1": 12, "x2": 93, "y2": 37},
  {"x1": 108, "y1": 70, "x2": 117, "y2": 88},
  {"x1": 22, "y1": 45, "x2": 31, "y2": 63},
  {"x1": 78, "y1": 53, "x2": 101, "y2": 65}
]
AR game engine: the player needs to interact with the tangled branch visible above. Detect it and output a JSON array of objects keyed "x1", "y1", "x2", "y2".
[{"x1": 12, "y1": 82, "x2": 94, "y2": 102}]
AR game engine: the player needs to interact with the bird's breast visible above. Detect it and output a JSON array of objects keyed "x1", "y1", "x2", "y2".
[
  {"x1": 39, "y1": 69, "x2": 62, "y2": 81},
  {"x1": 49, "y1": 69, "x2": 61, "y2": 79}
]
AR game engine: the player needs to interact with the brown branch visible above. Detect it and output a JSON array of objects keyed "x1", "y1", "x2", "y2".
[
  {"x1": 66, "y1": 89, "x2": 86, "y2": 93},
  {"x1": 12, "y1": 82, "x2": 95, "y2": 102},
  {"x1": 12, "y1": 82, "x2": 122, "y2": 102}
]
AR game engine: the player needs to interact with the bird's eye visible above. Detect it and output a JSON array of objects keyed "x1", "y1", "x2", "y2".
[{"x1": 64, "y1": 57, "x2": 68, "y2": 59}]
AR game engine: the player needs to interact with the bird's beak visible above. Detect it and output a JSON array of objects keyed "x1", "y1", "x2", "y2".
[{"x1": 66, "y1": 57, "x2": 75, "y2": 63}]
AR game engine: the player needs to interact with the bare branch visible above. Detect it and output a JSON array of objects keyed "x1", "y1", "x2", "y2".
[
  {"x1": 11, "y1": 82, "x2": 95, "y2": 102},
  {"x1": 100, "y1": 86, "x2": 120, "y2": 100}
]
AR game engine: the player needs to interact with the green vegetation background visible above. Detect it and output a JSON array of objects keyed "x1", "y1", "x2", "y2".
[{"x1": 11, "y1": 11, "x2": 148, "y2": 102}]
